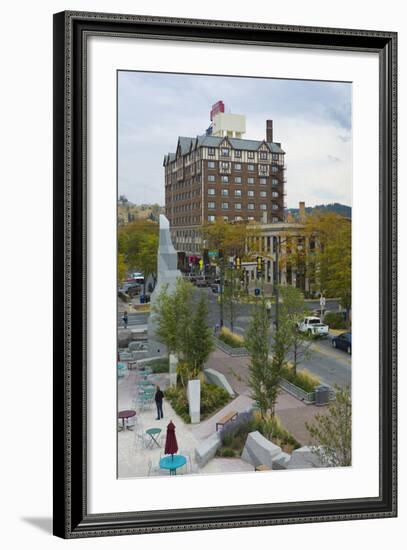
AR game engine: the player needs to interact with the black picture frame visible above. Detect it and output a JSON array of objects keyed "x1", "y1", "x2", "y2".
[{"x1": 53, "y1": 11, "x2": 397, "y2": 539}]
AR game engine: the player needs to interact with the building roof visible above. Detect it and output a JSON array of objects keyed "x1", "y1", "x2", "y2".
[{"x1": 167, "y1": 134, "x2": 285, "y2": 160}]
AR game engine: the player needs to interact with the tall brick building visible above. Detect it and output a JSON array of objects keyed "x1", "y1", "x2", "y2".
[{"x1": 163, "y1": 103, "x2": 286, "y2": 255}]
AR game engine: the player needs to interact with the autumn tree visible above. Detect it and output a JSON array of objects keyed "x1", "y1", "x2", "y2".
[
  {"x1": 117, "y1": 219, "x2": 159, "y2": 287},
  {"x1": 305, "y1": 212, "x2": 351, "y2": 320},
  {"x1": 305, "y1": 385, "x2": 352, "y2": 467}
]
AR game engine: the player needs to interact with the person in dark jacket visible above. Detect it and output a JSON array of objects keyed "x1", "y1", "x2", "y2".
[{"x1": 155, "y1": 385, "x2": 164, "y2": 420}]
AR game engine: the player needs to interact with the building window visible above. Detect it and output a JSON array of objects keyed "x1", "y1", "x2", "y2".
[
  {"x1": 221, "y1": 202, "x2": 229, "y2": 209},
  {"x1": 208, "y1": 147, "x2": 215, "y2": 156},
  {"x1": 272, "y1": 191, "x2": 279, "y2": 198},
  {"x1": 234, "y1": 163, "x2": 242, "y2": 171},
  {"x1": 208, "y1": 188, "x2": 215, "y2": 195},
  {"x1": 208, "y1": 202, "x2": 215, "y2": 209},
  {"x1": 248, "y1": 177, "x2": 254, "y2": 184},
  {"x1": 259, "y1": 165, "x2": 269, "y2": 175},
  {"x1": 235, "y1": 189, "x2": 242, "y2": 197},
  {"x1": 248, "y1": 216, "x2": 255, "y2": 221},
  {"x1": 208, "y1": 175, "x2": 215, "y2": 182},
  {"x1": 248, "y1": 151, "x2": 255, "y2": 159},
  {"x1": 248, "y1": 203, "x2": 255, "y2": 210},
  {"x1": 235, "y1": 203, "x2": 242, "y2": 210},
  {"x1": 208, "y1": 215, "x2": 215, "y2": 222},
  {"x1": 221, "y1": 189, "x2": 229, "y2": 196},
  {"x1": 248, "y1": 190, "x2": 254, "y2": 197},
  {"x1": 272, "y1": 203, "x2": 279, "y2": 210},
  {"x1": 235, "y1": 216, "x2": 243, "y2": 221},
  {"x1": 272, "y1": 216, "x2": 279, "y2": 223},
  {"x1": 260, "y1": 191, "x2": 267, "y2": 197},
  {"x1": 223, "y1": 216, "x2": 229, "y2": 221},
  {"x1": 248, "y1": 164, "x2": 255, "y2": 171},
  {"x1": 272, "y1": 178, "x2": 278, "y2": 186},
  {"x1": 221, "y1": 148, "x2": 230, "y2": 157},
  {"x1": 260, "y1": 204, "x2": 267, "y2": 210},
  {"x1": 221, "y1": 175, "x2": 229, "y2": 183},
  {"x1": 234, "y1": 150, "x2": 241, "y2": 158},
  {"x1": 272, "y1": 165, "x2": 279, "y2": 173},
  {"x1": 259, "y1": 178, "x2": 267, "y2": 185},
  {"x1": 272, "y1": 153, "x2": 279, "y2": 160},
  {"x1": 235, "y1": 176, "x2": 242, "y2": 184},
  {"x1": 208, "y1": 161, "x2": 216, "y2": 169},
  {"x1": 260, "y1": 151, "x2": 268, "y2": 160}
]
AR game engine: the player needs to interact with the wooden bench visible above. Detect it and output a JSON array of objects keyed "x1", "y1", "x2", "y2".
[{"x1": 216, "y1": 411, "x2": 238, "y2": 431}]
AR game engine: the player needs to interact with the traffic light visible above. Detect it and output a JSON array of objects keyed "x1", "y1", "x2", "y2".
[
  {"x1": 256, "y1": 256, "x2": 264, "y2": 278},
  {"x1": 199, "y1": 259, "x2": 203, "y2": 270},
  {"x1": 234, "y1": 256, "x2": 241, "y2": 270}
]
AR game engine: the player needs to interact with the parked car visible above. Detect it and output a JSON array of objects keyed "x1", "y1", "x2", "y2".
[
  {"x1": 297, "y1": 316, "x2": 329, "y2": 337},
  {"x1": 211, "y1": 284, "x2": 220, "y2": 293},
  {"x1": 332, "y1": 332, "x2": 352, "y2": 354}
]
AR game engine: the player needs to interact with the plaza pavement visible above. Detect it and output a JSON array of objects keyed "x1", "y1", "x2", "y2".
[
  {"x1": 204, "y1": 349, "x2": 327, "y2": 445},
  {"x1": 118, "y1": 345, "x2": 328, "y2": 478},
  {"x1": 118, "y1": 369, "x2": 253, "y2": 478}
]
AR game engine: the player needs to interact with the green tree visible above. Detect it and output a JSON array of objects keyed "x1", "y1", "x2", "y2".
[
  {"x1": 117, "y1": 253, "x2": 128, "y2": 283},
  {"x1": 185, "y1": 295, "x2": 214, "y2": 377},
  {"x1": 245, "y1": 296, "x2": 289, "y2": 419},
  {"x1": 153, "y1": 279, "x2": 213, "y2": 381},
  {"x1": 278, "y1": 285, "x2": 313, "y2": 376},
  {"x1": 305, "y1": 385, "x2": 352, "y2": 467}
]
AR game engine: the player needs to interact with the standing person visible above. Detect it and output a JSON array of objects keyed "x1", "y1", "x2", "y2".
[
  {"x1": 122, "y1": 310, "x2": 128, "y2": 329},
  {"x1": 155, "y1": 385, "x2": 164, "y2": 420}
]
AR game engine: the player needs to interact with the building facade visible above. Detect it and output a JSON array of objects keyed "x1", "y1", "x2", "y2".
[{"x1": 163, "y1": 106, "x2": 286, "y2": 255}]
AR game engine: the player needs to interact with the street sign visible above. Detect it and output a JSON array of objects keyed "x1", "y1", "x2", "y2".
[
  {"x1": 199, "y1": 259, "x2": 203, "y2": 269},
  {"x1": 208, "y1": 251, "x2": 218, "y2": 258}
]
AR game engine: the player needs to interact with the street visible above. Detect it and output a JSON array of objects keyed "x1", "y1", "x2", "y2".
[{"x1": 118, "y1": 289, "x2": 351, "y2": 388}]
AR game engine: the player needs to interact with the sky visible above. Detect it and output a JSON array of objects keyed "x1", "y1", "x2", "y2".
[{"x1": 118, "y1": 71, "x2": 352, "y2": 209}]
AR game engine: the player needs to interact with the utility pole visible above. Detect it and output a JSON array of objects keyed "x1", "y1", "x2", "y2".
[
  {"x1": 275, "y1": 236, "x2": 280, "y2": 332},
  {"x1": 219, "y1": 250, "x2": 224, "y2": 328}
]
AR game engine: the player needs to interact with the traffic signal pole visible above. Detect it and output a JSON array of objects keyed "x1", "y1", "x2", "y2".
[{"x1": 219, "y1": 253, "x2": 224, "y2": 328}]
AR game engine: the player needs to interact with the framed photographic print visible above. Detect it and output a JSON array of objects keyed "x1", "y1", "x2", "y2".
[{"x1": 53, "y1": 11, "x2": 397, "y2": 538}]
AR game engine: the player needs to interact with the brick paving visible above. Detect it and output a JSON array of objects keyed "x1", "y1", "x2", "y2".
[{"x1": 204, "y1": 348, "x2": 327, "y2": 445}]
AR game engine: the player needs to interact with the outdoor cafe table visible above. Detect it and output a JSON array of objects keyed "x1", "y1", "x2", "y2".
[
  {"x1": 118, "y1": 409, "x2": 136, "y2": 430},
  {"x1": 138, "y1": 380, "x2": 154, "y2": 387},
  {"x1": 159, "y1": 454, "x2": 187, "y2": 475},
  {"x1": 145, "y1": 427, "x2": 162, "y2": 448}
]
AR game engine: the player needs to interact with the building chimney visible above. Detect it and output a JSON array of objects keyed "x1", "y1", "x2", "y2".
[
  {"x1": 266, "y1": 120, "x2": 273, "y2": 142},
  {"x1": 299, "y1": 201, "x2": 306, "y2": 222}
]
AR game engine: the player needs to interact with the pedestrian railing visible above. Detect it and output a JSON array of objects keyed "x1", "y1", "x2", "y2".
[
  {"x1": 214, "y1": 337, "x2": 248, "y2": 357},
  {"x1": 279, "y1": 378, "x2": 315, "y2": 403},
  {"x1": 279, "y1": 378, "x2": 336, "y2": 404}
]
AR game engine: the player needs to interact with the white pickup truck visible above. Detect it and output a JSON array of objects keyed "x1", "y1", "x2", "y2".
[{"x1": 297, "y1": 316, "x2": 329, "y2": 337}]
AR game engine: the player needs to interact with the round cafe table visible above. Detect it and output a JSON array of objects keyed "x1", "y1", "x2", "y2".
[
  {"x1": 159, "y1": 454, "x2": 187, "y2": 475},
  {"x1": 118, "y1": 409, "x2": 136, "y2": 430},
  {"x1": 145, "y1": 427, "x2": 162, "y2": 448}
]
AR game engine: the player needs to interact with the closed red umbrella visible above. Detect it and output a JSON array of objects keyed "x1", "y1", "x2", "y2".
[{"x1": 164, "y1": 421, "x2": 178, "y2": 459}]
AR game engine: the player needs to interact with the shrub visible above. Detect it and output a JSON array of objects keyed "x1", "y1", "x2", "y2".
[
  {"x1": 200, "y1": 384, "x2": 230, "y2": 417},
  {"x1": 324, "y1": 312, "x2": 347, "y2": 329},
  {"x1": 217, "y1": 447, "x2": 236, "y2": 458},
  {"x1": 219, "y1": 327, "x2": 245, "y2": 348},
  {"x1": 149, "y1": 358, "x2": 169, "y2": 373},
  {"x1": 164, "y1": 383, "x2": 231, "y2": 423},
  {"x1": 281, "y1": 364, "x2": 320, "y2": 393}
]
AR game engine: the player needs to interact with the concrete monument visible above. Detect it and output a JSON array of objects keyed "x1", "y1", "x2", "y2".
[{"x1": 147, "y1": 215, "x2": 182, "y2": 363}]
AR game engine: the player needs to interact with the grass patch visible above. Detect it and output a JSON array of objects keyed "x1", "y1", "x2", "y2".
[
  {"x1": 164, "y1": 383, "x2": 231, "y2": 424},
  {"x1": 281, "y1": 364, "x2": 320, "y2": 393},
  {"x1": 218, "y1": 327, "x2": 245, "y2": 348}
]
